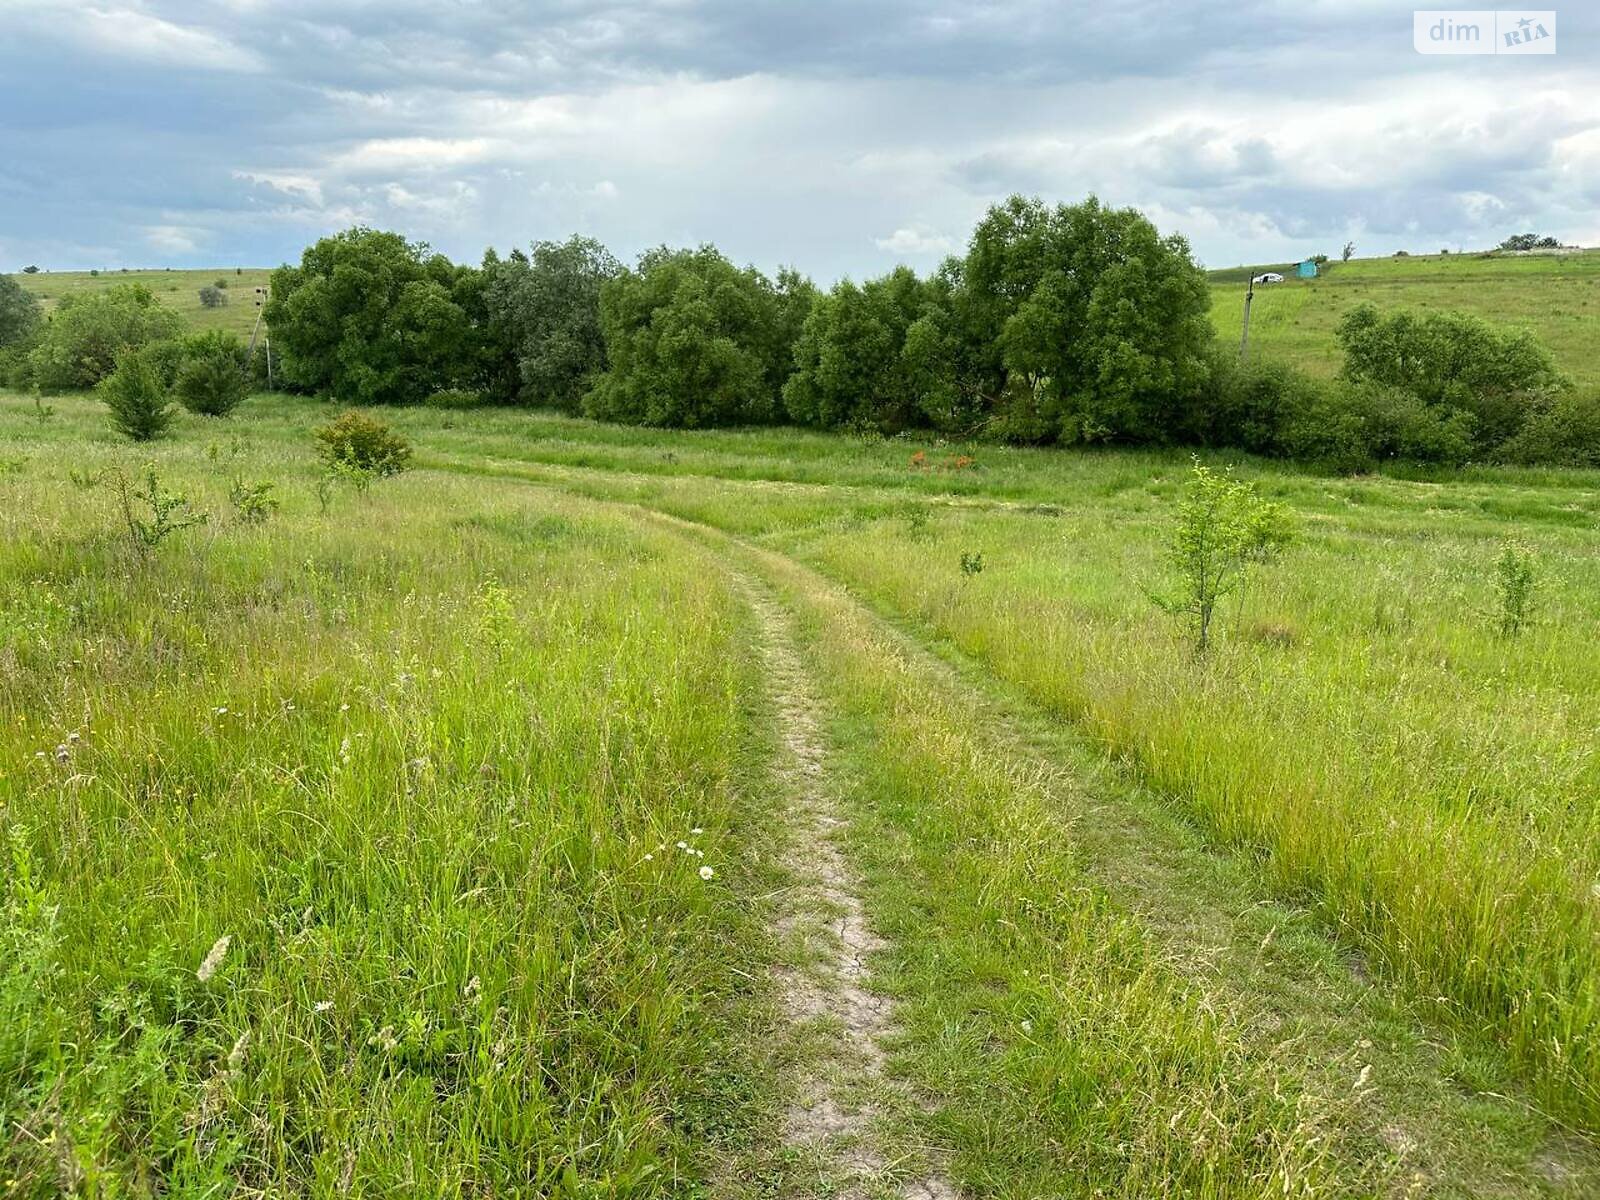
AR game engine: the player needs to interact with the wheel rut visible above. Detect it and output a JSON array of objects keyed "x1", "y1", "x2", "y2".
[{"x1": 738, "y1": 578, "x2": 957, "y2": 1200}]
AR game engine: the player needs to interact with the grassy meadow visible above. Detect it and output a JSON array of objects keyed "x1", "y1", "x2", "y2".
[
  {"x1": 3, "y1": 384, "x2": 1600, "y2": 1196},
  {"x1": 1208, "y1": 250, "x2": 1600, "y2": 388}
]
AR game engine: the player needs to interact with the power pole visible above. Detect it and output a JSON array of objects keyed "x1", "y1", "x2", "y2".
[
  {"x1": 1238, "y1": 272, "x2": 1255, "y2": 362},
  {"x1": 247, "y1": 284, "x2": 271, "y2": 388}
]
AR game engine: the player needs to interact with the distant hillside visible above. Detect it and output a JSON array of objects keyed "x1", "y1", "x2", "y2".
[
  {"x1": 10, "y1": 267, "x2": 274, "y2": 341},
  {"x1": 1207, "y1": 249, "x2": 1600, "y2": 387}
]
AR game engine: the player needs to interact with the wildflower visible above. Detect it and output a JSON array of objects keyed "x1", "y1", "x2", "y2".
[
  {"x1": 642, "y1": 853, "x2": 653, "y2": 862},
  {"x1": 699, "y1": 864, "x2": 715, "y2": 880},
  {"x1": 53, "y1": 744, "x2": 69, "y2": 764},
  {"x1": 214, "y1": 706, "x2": 228, "y2": 715},
  {"x1": 313, "y1": 1000, "x2": 334, "y2": 1013},
  {"x1": 226, "y1": 1030, "x2": 251, "y2": 1073},
  {"x1": 463, "y1": 975, "x2": 481, "y2": 1001},
  {"x1": 196, "y1": 934, "x2": 231, "y2": 982},
  {"x1": 368, "y1": 1025, "x2": 398, "y2": 1052},
  {"x1": 676, "y1": 841, "x2": 688, "y2": 851},
  {"x1": 691, "y1": 827, "x2": 703, "y2": 835},
  {"x1": 67, "y1": 731, "x2": 81, "y2": 744},
  {"x1": 339, "y1": 703, "x2": 350, "y2": 712}
]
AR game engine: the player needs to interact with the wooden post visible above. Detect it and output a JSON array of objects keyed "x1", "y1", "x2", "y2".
[{"x1": 1238, "y1": 273, "x2": 1255, "y2": 362}]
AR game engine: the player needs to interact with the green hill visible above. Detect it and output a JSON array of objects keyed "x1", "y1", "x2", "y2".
[
  {"x1": 1208, "y1": 250, "x2": 1600, "y2": 388},
  {"x1": 11, "y1": 267, "x2": 275, "y2": 341}
]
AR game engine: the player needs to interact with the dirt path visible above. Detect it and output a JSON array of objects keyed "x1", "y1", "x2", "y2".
[{"x1": 739, "y1": 579, "x2": 957, "y2": 1200}]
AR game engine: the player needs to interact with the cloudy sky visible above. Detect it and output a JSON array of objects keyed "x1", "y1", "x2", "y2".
[{"x1": 1, "y1": 1, "x2": 1595, "y2": 278}]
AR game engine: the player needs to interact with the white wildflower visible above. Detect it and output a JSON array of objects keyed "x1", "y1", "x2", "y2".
[
  {"x1": 313, "y1": 1000, "x2": 334, "y2": 1013},
  {"x1": 691, "y1": 827, "x2": 703, "y2": 835},
  {"x1": 676, "y1": 841, "x2": 688, "y2": 851},
  {"x1": 226, "y1": 1030, "x2": 251, "y2": 1073},
  {"x1": 196, "y1": 934, "x2": 231, "y2": 982},
  {"x1": 214, "y1": 706, "x2": 227, "y2": 715},
  {"x1": 698, "y1": 864, "x2": 715, "y2": 880}
]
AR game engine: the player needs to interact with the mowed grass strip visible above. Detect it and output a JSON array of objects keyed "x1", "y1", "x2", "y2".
[{"x1": 0, "y1": 399, "x2": 778, "y2": 1194}]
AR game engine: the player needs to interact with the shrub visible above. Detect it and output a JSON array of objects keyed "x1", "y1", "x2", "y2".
[
  {"x1": 1336, "y1": 303, "x2": 1566, "y2": 454},
  {"x1": 214, "y1": 278, "x2": 229, "y2": 289},
  {"x1": 29, "y1": 284, "x2": 183, "y2": 391},
  {"x1": 229, "y1": 479, "x2": 278, "y2": 524},
  {"x1": 1278, "y1": 380, "x2": 1476, "y2": 472},
  {"x1": 198, "y1": 285, "x2": 227, "y2": 309},
  {"x1": 110, "y1": 466, "x2": 207, "y2": 556},
  {"x1": 1154, "y1": 460, "x2": 1294, "y2": 654},
  {"x1": 965, "y1": 194, "x2": 1214, "y2": 443},
  {"x1": 1494, "y1": 540, "x2": 1536, "y2": 636},
  {"x1": 98, "y1": 346, "x2": 175, "y2": 441},
  {"x1": 175, "y1": 348, "x2": 247, "y2": 416},
  {"x1": 314, "y1": 410, "x2": 412, "y2": 475},
  {"x1": 1497, "y1": 391, "x2": 1600, "y2": 467}
]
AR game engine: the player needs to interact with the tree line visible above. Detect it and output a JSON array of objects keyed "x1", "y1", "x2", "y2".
[{"x1": 1, "y1": 195, "x2": 1595, "y2": 468}]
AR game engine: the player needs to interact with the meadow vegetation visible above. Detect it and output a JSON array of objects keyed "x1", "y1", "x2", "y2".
[{"x1": 3, "y1": 204, "x2": 1599, "y2": 1195}]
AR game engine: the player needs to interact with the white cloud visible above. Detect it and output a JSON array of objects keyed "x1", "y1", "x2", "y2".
[
  {"x1": 234, "y1": 171, "x2": 326, "y2": 207},
  {"x1": 335, "y1": 137, "x2": 497, "y2": 173},
  {"x1": 8, "y1": 3, "x2": 263, "y2": 71},
  {"x1": 874, "y1": 226, "x2": 955, "y2": 255},
  {"x1": 144, "y1": 224, "x2": 200, "y2": 254}
]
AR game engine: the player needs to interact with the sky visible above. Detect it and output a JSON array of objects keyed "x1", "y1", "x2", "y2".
[{"x1": 1, "y1": 1, "x2": 1596, "y2": 279}]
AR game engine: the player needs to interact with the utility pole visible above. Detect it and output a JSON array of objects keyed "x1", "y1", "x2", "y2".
[
  {"x1": 1238, "y1": 272, "x2": 1255, "y2": 362},
  {"x1": 247, "y1": 284, "x2": 272, "y2": 389}
]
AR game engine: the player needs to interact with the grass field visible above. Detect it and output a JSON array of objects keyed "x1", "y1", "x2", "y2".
[
  {"x1": 11, "y1": 268, "x2": 275, "y2": 340},
  {"x1": 1207, "y1": 250, "x2": 1600, "y2": 388},
  {"x1": 3, "y1": 387, "x2": 1600, "y2": 1196}
]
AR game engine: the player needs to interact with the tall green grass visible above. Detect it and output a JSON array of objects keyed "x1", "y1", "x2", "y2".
[{"x1": 0, "y1": 408, "x2": 773, "y2": 1194}]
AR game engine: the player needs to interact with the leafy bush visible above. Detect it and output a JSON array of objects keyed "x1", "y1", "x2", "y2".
[
  {"x1": 111, "y1": 466, "x2": 208, "y2": 556},
  {"x1": 1154, "y1": 460, "x2": 1294, "y2": 654},
  {"x1": 314, "y1": 410, "x2": 412, "y2": 475},
  {"x1": 30, "y1": 284, "x2": 183, "y2": 392},
  {"x1": 1497, "y1": 391, "x2": 1600, "y2": 468},
  {"x1": 229, "y1": 478, "x2": 279, "y2": 524},
  {"x1": 1336, "y1": 303, "x2": 1566, "y2": 455},
  {"x1": 175, "y1": 346, "x2": 247, "y2": 416},
  {"x1": 98, "y1": 346, "x2": 176, "y2": 441},
  {"x1": 198, "y1": 285, "x2": 227, "y2": 309},
  {"x1": 1494, "y1": 540, "x2": 1537, "y2": 637}
]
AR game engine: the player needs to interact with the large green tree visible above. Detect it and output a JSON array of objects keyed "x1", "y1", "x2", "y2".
[
  {"x1": 586, "y1": 246, "x2": 802, "y2": 427},
  {"x1": 0, "y1": 275, "x2": 41, "y2": 349},
  {"x1": 29, "y1": 284, "x2": 183, "y2": 392},
  {"x1": 783, "y1": 267, "x2": 928, "y2": 432},
  {"x1": 265, "y1": 229, "x2": 509, "y2": 405},
  {"x1": 960, "y1": 195, "x2": 1213, "y2": 443},
  {"x1": 485, "y1": 236, "x2": 620, "y2": 411}
]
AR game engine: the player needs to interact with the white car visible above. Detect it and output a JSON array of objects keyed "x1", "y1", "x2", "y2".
[{"x1": 1251, "y1": 272, "x2": 1285, "y2": 284}]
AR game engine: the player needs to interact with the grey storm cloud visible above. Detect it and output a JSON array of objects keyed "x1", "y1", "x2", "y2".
[{"x1": 1, "y1": 1, "x2": 1596, "y2": 276}]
